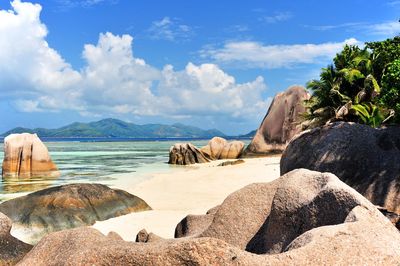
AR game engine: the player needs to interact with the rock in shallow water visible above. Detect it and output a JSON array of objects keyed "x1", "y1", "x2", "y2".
[
  {"x1": 280, "y1": 122, "x2": 400, "y2": 214},
  {"x1": 17, "y1": 169, "x2": 400, "y2": 265},
  {"x1": 0, "y1": 183, "x2": 151, "y2": 243},
  {"x1": 2, "y1": 133, "x2": 59, "y2": 178}
]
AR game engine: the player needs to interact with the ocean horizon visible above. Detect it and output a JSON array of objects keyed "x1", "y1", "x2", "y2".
[{"x1": 0, "y1": 136, "x2": 251, "y2": 143}]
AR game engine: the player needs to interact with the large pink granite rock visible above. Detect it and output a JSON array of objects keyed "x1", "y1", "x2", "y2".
[
  {"x1": 242, "y1": 85, "x2": 310, "y2": 157},
  {"x1": 0, "y1": 212, "x2": 32, "y2": 265},
  {"x1": 17, "y1": 169, "x2": 400, "y2": 265},
  {"x1": 201, "y1": 137, "x2": 245, "y2": 160},
  {"x1": 2, "y1": 133, "x2": 59, "y2": 178},
  {"x1": 281, "y1": 122, "x2": 400, "y2": 214}
]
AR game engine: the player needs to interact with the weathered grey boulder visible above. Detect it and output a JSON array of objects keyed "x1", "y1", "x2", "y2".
[
  {"x1": 135, "y1": 229, "x2": 164, "y2": 243},
  {"x1": 281, "y1": 122, "x2": 400, "y2": 214},
  {"x1": 199, "y1": 180, "x2": 281, "y2": 251},
  {"x1": 175, "y1": 206, "x2": 219, "y2": 238},
  {"x1": 0, "y1": 212, "x2": 32, "y2": 265},
  {"x1": 242, "y1": 85, "x2": 310, "y2": 157},
  {"x1": 179, "y1": 168, "x2": 400, "y2": 255},
  {"x1": 0, "y1": 183, "x2": 151, "y2": 243},
  {"x1": 2, "y1": 133, "x2": 59, "y2": 178},
  {"x1": 168, "y1": 143, "x2": 211, "y2": 165},
  {"x1": 18, "y1": 169, "x2": 400, "y2": 265}
]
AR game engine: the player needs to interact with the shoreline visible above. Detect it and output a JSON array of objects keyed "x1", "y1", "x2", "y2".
[{"x1": 93, "y1": 156, "x2": 281, "y2": 241}]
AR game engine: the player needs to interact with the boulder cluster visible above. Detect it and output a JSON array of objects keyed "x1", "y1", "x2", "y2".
[
  {"x1": 168, "y1": 137, "x2": 245, "y2": 165},
  {"x1": 1, "y1": 87, "x2": 400, "y2": 265},
  {"x1": 168, "y1": 85, "x2": 310, "y2": 165},
  {"x1": 5, "y1": 169, "x2": 400, "y2": 265}
]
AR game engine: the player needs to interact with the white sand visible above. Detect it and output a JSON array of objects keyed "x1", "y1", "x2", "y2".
[{"x1": 93, "y1": 156, "x2": 281, "y2": 241}]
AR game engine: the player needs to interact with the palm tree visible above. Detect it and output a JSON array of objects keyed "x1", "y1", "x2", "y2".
[{"x1": 304, "y1": 44, "x2": 386, "y2": 128}]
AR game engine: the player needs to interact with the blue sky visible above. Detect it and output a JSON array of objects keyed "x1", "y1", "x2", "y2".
[{"x1": 0, "y1": 0, "x2": 399, "y2": 135}]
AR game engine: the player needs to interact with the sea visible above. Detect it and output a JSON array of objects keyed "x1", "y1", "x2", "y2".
[{"x1": 0, "y1": 138, "x2": 249, "y2": 202}]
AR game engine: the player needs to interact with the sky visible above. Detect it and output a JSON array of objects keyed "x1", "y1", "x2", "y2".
[{"x1": 0, "y1": 0, "x2": 399, "y2": 135}]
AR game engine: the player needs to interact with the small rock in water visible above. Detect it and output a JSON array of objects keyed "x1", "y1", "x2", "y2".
[{"x1": 217, "y1": 159, "x2": 245, "y2": 166}]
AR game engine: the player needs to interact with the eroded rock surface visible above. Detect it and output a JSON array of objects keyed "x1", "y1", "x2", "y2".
[
  {"x1": 0, "y1": 183, "x2": 151, "y2": 243},
  {"x1": 0, "y1": 212, "x2": 32, "y2": 265},
  {"x1": 168, "y1": 143, "x2": 212, "y2": 165},
  {"x1": 2, "y1": 133, "x2": 59, "y2": 178},
  {"x1": 169, "y1": 138, "x2": 245, "y2": 165},
  {"x1": 242, "y1": 85, "x2": 310, "y2": 157},
  {"x1": 18, "y1": 169, "x2": 400, "y2": 265},
  {"x1": 281, "y1": 122, "x2": 400, "y2": 214}
]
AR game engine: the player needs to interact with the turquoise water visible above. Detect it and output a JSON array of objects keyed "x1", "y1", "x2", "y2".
[{"x1": 0, "y1": 140, "x2": 217, "y2": 201}]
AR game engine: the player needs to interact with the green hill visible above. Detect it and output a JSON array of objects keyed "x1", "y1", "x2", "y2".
[
  {"x1": 2, "y1": 118, "x2": 226, "y2": 138},
  {"x1": 238, "y1": 130, "x2": 256, "y2": 138}
]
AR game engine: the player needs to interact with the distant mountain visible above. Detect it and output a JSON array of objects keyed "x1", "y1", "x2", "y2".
[
  {"x1": 238, "y1": 130, "x2": 256, "y2": 138},
  {"x1": 2, "y1": 118, "x2": 226, "y2": 138}
]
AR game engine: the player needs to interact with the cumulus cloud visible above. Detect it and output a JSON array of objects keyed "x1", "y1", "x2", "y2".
[
  {"x1": 0, "y1": 0, "x2": 82, "y2": 109},
  {"x1": 0, "y1": 1, "x2": 268, "y2": 124},
  {"x1": 157, "y1": 64, "x2": 268, "y2": 117},
  {"x1": 200, "y1": 38, "x2": 360, "y2": 69},
  {"x1": 147, "y1": 17, "x2": 193, "y2": 42}
]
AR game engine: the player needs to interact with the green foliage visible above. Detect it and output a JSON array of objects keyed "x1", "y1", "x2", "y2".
[
  {"x1": 380, "y1": 59, "x2": 400, "y2": 122},
  {"x1": 304, "y1": 44, "x2": 386, "y2": 128},
  {"x1": 366, "y1": 36, "x2": 400, "y2": 84},
  {"x1": 351, "y1": 103, "x2": 384, "y2": 128},
  {"x1": 304, "y1": 33, "x2": 400, "y2": 128}
]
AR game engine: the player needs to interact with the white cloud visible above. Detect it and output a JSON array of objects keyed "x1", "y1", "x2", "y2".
[
  {"x1": 0, "y1": 1, "x2": 269, "y2": 124},
  {"x1": 0, "y1": 0, "x2": 81, "y2": 105},
  {"x1": 14, "y1": 100, "x2": 43, "y2": 112},
  {"x1": 307, "y1": 21, "x2": 400, "y2": 37},
  {"x1": 200, "y1": 38, "x2": 360, "y2": 69},
  {"x1": 305, "y1": 22, "x2": 365, "y2": 31},
  {"x1": 157, "y1": 64, "x2": 268, "y2": 117},
  {"x1": 56, "y1": 0, "x2": 117, "y2": 9},
  {"x1": 147, "y1": 17, "x2": 193, "y2": 42},
  {"x1": 262, "y1": 12, "x2": 292, "y2": 23},
  {"x1": 367, "y1": 21, "x2": 400, "y2": 36},
  {"x1": 227, "y1": 25, "x2": 249, "y2": 32}
]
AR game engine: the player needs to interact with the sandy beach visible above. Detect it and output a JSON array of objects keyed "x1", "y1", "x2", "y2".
[{"x1": 93, "y1": 156, "x2": 281, "y2": 241}]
